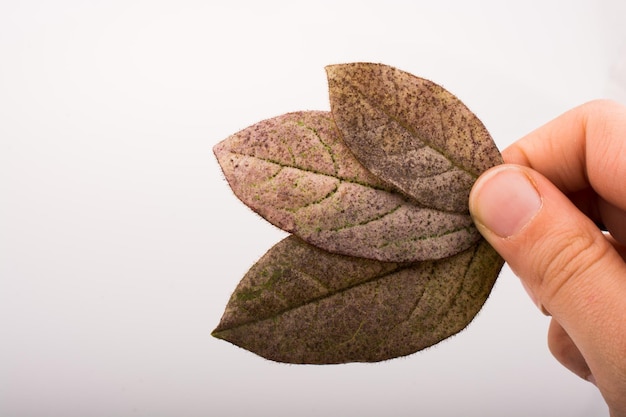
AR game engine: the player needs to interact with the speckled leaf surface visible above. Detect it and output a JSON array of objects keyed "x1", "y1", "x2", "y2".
[
  {"x1": 213, "y1": 63, "x2": 505, "y2": 364},
  {"x1": 212, "y1": 235, "x2": 504, "y2": 364},
  {"x1": 213, "y1": 111, "x2": 480, "y2": 262},
  {"x1": 326, "y1": 63, "x2": 503, "y2": 213}
]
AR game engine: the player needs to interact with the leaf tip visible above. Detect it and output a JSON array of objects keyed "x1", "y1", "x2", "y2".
[{"x1": 211, "y1": 325, "x2": 227, "y2": 340}]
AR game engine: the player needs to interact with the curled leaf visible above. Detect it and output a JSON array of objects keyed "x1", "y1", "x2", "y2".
[
  {"x1": 213, "y1": 111, "x2": 480, "y2": 262},
  {"x1": 212, "y1": 235, "x2": 504, "y2": 364},
  {"x1": 326, "y1": 63, "x2": 503, "y2": 213}
]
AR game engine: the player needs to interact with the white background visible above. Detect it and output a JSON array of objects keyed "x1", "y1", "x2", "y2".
[{"x1": 2, "y1": 1, "x2": 625, "y2": 416}]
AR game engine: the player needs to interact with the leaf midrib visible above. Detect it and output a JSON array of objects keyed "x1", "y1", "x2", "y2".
[
  {"x1": 344, "y1": 77, "x2": 479, "y2": 180},
  {"x1": 212, "y1": 260, "x2": 415, "y2": 334}
]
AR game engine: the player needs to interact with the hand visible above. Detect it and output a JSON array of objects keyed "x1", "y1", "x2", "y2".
[{"x1": 469, "y1": 100, "x2": 626, "y2": 416}]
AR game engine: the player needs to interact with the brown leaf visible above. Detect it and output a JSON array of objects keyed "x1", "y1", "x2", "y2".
[
  {"x1": 214, "y1": 111, "x2": 480, "y2": 262},
  {"x1": 213, "y1": 64, "x2": 506, "y2": 364},
  {"x1": 326, "y1": 63, "x2": 503, "y2": 213},
  {"x1": 212, "y1": 235, "x2": 504, "y2": 364}
]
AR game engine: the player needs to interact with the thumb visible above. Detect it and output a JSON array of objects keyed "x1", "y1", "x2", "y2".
[
  {"x1": 469, "y1": 164, "x2": 623, "y2": 318},
  {"x1": 469, "y1": 165, "x2": 626, "y2": 384}
]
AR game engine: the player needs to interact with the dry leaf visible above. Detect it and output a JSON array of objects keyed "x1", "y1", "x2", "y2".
[
  {"x1": 326, "y1": 63, "x2": 503, "y2": 213},
  {"x1": 212, "y1": 235, "x2": 504, "y2": 364},
  {"x1": 212, "y1": 63, "x2": 505, "y2": 364},
  {"x1": 214, "y1": 111, "x2": 480, "y2": 262}
]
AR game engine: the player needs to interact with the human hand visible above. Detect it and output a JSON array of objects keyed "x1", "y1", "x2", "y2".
[{"x1": 469, "y1": 100, "x2": 626, "y2": 416}]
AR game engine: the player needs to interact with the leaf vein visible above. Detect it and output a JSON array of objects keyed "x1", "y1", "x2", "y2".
[
  {"x1": 298, "y1": 122, "x2": 340, "y2": 177},
  {"x1": 328, "y1": 204, "x2": 403, "y2": 232},
  {"x1": 220, "y1": 263, "x2": 416, "y2": 331},
  {"x1": 347, "y1": 81, "x2": 477, "y2": 179},
  {"x1": 286, "y1": 183, "x2": 340, "y2": 213},
  {"x1": 227, "y1": 150, "x2": 393, "y2": 192},
  {"x1": 378, "y1": 224, "x2": 477, "y2": 248}
]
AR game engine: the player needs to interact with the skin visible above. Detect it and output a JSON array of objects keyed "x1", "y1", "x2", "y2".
[{"x1": 469, "y1": 100, "x2": 626, "y2": 416}]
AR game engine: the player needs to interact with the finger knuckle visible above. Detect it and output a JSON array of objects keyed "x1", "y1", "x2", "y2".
[{"x1": 532, "y1": 229, "x2": 610, "y2": 308}]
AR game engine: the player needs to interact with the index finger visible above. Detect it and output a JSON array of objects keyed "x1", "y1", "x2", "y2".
[{"x1": 503, "y1": 100, "x2": 626, "y2": 210}]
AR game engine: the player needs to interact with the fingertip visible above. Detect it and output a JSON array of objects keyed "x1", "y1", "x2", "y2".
[
  {"x1": 472, "y1": 160, "x2": 625, "y2": 330},
  {"x1": 470, "y1": 165, "x2": 543, "y2": 239}
]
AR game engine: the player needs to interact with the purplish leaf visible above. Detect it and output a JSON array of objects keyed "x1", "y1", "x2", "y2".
[
  {"x1": 212, "y1": 235, "x2": 504, "y2": 364},
  {"x1": 212, "y1": 63, "x2": 506, "y2": 364},
  {"x1": 213, "y1": 111, "x2": 480, "y2": 262},
  {"x1": 326, "y1": 63, "x2": 503, "y2": 213}
]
